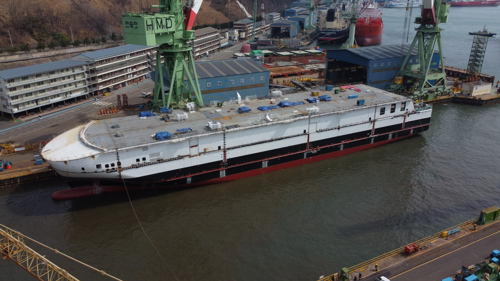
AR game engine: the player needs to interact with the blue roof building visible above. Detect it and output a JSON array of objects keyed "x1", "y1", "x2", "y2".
[{"x1": 326, "y1": 44, "x2": 441, "y2": 90}]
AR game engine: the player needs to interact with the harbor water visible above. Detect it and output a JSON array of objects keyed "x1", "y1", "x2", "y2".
[{"x1": 1, "y1": 7, "x2": 500, "y2": 281}]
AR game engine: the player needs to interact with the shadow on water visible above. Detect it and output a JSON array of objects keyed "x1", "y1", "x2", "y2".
[{"x1": 2, "y1": 177, "x2": 216, "y2": 216}]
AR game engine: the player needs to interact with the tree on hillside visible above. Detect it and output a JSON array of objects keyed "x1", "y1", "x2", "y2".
[
  {"x1": 36, "y1": 42, "x2": 46, "y2": 51},
  {"x1": 48, "y1": 41, "x2": 58, "y2": 49},
  {"x1": 111, "y1": 32, "x2": 118, "y2": 41},
  {"x1": 8, "y1": 46, "x2": 19, "y2": 54},
  {"x1": 83, "y1": 38, "x2": 91, "y2": 45},
  {"x1": 20, "y1": 44, "x2": 31, "y2": 53},
  {"x1": 73, "y1": 40, "x2": 82, "y2": 47}
]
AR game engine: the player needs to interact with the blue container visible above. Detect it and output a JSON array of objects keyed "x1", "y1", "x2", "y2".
[
  {"x1": 325, "y1": 85, "x2": 334, "y2": 91},
  {"x1": 347, "y1": 94, "x2": 358, "y2": 99},
  {"x1": 491, "y1": 257, "x2": 499, "y2": 264},
  {"x1": 238, "y1": 106, "x2": 252, "y2": 113},
  {"x1": 357, "y1": 99, "x2": 365, "y2": 106},
  {"x1": 442, "y1": 278, "x2": 453, "y2": 281},
  {"x1": 465, "y1": 274, "x2": 478, "y2": 281},
  {"x1": 491, "y1": 249, "x2": 500, "y2": 257},
  {"x1": 159, "y1": 107, "x2": 172, "y2": 114},
  {"x1": 319, "y1": 95, "x2": 332, "y2": 102}
]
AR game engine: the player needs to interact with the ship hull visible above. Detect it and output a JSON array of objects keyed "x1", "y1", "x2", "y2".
[
  {"x1": 356, "y1": 20, "x2": 383, "y2": 46},
  {"x1": 52, "y1": 120, "x2": 430, "y2": 200},
  {"x1": 355, "y1": 8, "x2": 384, "y2": 46},
  {"x1": 317, "y1": 28, "x2": 350, "y2": 43},
  {"x1": 449, "y1": 0, "x2": 500, "y2": 6}
]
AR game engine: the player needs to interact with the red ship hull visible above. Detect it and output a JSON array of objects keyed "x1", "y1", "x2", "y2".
[
  {"x1": 450, "y1": 0, "x2": 500, "y2": 5},
  {"x1": 355, "y1": 6, "x2": 384, "y2": 47}
]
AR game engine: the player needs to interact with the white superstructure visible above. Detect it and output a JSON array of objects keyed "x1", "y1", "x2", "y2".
[{"x1": 42, "y1": 85, "x2": 432, "y2": 188}]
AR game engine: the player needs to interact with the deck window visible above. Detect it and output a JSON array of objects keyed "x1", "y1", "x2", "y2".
[
  {"x1": 401, "y1": 102, "x2": 407, "y2": 111},
  {"x1": 206, "y1": 82, "x2": 211, "y2": 88},
  {"x1": 105, "y1": 164, "x2": 109, "y2": 168},
  {"x1": 111, "y1": 163, "x2": 115, "y2": 167},
  {"x1": 380, "y1": 107, "x2": 385, "y2": 115},
  {"x1": 142, "y1": 157, "x2": 146, "y2": 161},
  {"x1": 96, "y1": 164, "x2": 102, "y2": 169},
  {"x1": 136, "y1": 158, "x2": 140, "y2": 162},
  {"x1": 390, "y1": 103, "x2": 396, "y2": 113}
]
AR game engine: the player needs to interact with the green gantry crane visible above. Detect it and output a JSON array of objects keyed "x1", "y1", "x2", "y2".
[
  {"x1": 122, "y1": 0, "x2": 204, "y2": 109},
  {"x1": 390, "y1": 0, "x2": 450, "y2": 100}
]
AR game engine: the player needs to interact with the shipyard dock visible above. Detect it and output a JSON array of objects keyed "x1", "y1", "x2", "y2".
[{"x1": 320, "y1": 207, "x2": 500, "y2": 281}]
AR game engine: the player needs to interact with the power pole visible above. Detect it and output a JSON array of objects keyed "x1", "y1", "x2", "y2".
[{"x1": 7, "y1": 30, "x2": 14, "y2": 47}]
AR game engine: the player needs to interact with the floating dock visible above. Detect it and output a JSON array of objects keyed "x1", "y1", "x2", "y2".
[{"x1": 319, "y1": 207, "x2": 500, "y2": 281}]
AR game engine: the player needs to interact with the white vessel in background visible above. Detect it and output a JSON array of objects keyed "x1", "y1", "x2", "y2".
[{"x1": 384, "y1": 0, "x2": 422, "y2": 8}]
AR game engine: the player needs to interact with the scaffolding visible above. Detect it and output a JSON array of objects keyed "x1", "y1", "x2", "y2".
[{"x1": 467, "y1": 28, "x2": 495, "y2": 75}]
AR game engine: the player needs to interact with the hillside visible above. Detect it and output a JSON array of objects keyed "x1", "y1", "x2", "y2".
[{"x1": 0, "y1": 0, "x2": 292, "y2": 48}]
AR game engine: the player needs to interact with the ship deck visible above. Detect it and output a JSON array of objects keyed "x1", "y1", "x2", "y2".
[{"x1": 82, "y1": 84, "x2": 408, "y2": 151}]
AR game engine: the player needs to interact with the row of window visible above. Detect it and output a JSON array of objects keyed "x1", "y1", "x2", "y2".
[
  {"x1": 379, "y1": 102, "x2": 406, "y2": 115},
  {"x1": 94, "y1": 157, "x2": 149, "y2": 170},
  {"x1": 9, "y1": 76, "x2": 84, "y2": 93},
  {"x1": 10, "y1": 83, "x2": 85, "y2": 100},
  {"x1": 6, "y1": 68, "x2": 84, "y2": 84},
  {"x1": 206, "y1": 76, "x2": 265, "y2": 88}
]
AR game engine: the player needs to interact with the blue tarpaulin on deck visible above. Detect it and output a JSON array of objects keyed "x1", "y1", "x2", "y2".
[{"x1": 154, "y1": 131, "x2": 172, "y2": 140}]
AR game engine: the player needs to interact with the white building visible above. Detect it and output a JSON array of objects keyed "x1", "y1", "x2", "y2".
[
  {"x1": 0, "y1": 60, "x2": 89, "y2": 117},
  {"x1": 266, "y1": 12, "x2": 281, "y2": 23},
  {"x1": 73, "y1": 44, "x2": 156, "y2": 94},
  {"x1": 233, "y1": 19, "x2": 271, "y2": 40},
  {"x1": 193, "y1": 27, "x2": 221, "y2": 59}
]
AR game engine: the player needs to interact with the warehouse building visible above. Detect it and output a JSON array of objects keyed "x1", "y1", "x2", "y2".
[
  {"x1": 325, "y1": 44, "x2": 440, "y2": 89},
  {"x1": 73, "y1": 44, "x2": 156, "y2": 94},
  {"x1": 288, "y1": 15, "x2": 309, "y2": 30},
  {"x1": 233, "y1": 19, "x2": 271, "y2": 40},
  {"x1": 270, "y1": 20, "x2": 300, "y2": 38},
  {"x1": 184, "y1": 58, "x2": 270, "y2": 104},
  {"x1": 284, "y1": 7, "x2": 307, "y2": 17},
  {"x1": 193, "y1": 27, "x2": 221, "y2": 59},
  {"x1": 0, "y1": 60, "x2": 89, "y2": 116}
]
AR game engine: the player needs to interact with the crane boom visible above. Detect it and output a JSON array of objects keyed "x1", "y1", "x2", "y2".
[{"x1": 1, "y1": 225, "x2": 80, "y2": 281}]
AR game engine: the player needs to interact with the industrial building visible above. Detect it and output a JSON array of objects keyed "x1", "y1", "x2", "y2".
[
  {"x1": 266, "y1": 12, "x2": 281, "y2": 23},
  {"x1": 188, "y1": 58, "x2": 270, "y2": 104},
  {"x1": 73, "y1": 44, "x2": 156, "y2": 94},
  {"x1": 325, "y1": 44, "x2": 440, "y2": 90},
  {"x1": 284, "y1": 7, "x2": 307, "y2": 17},
  {"x1": 233, "y1": 19, "x2": 270, "y2": 40},
  {"x1": 288, "y1": 15, "x2": 310, "y2": 30},
  {"x1": 193, "y1": 27, "x2": 221, "y2": 59},
  {"x1": 0, "y1": 60, "x2": 89, "y2": 116},
  {"x1": 270, "y1": 20, "x2": 300, "y2": 38}
]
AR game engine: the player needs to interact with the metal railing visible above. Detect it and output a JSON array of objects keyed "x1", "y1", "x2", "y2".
[{"x1": 318, "y1": 219, "x2": 475, "y2": 281}]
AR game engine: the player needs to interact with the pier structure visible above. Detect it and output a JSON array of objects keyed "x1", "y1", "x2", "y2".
[{"x1": 318, "y1": 207, "x2": 500, "y2": 281}]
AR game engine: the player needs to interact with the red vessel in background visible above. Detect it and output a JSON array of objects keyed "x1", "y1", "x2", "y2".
[
  {"x1": 449, "y1": 0, "x2": 500, "y2": 6},
  {"x1": 355, "y1": 3, "x2": 384, "y2": 46}
]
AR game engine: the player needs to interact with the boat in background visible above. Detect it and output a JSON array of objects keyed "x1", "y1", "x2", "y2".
[
  {"x1": 448, "y1": 0, "x2": 500, "y2": 6},
  {"x1": 384, "y1": 0, "x2": 422, "y2": 8},
  {"x1": 355, "y1": 2, "x2": 384, "y2": 46},
  {"x1": 317, "y1": 7, "x2": 350, "y2": 43}
]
